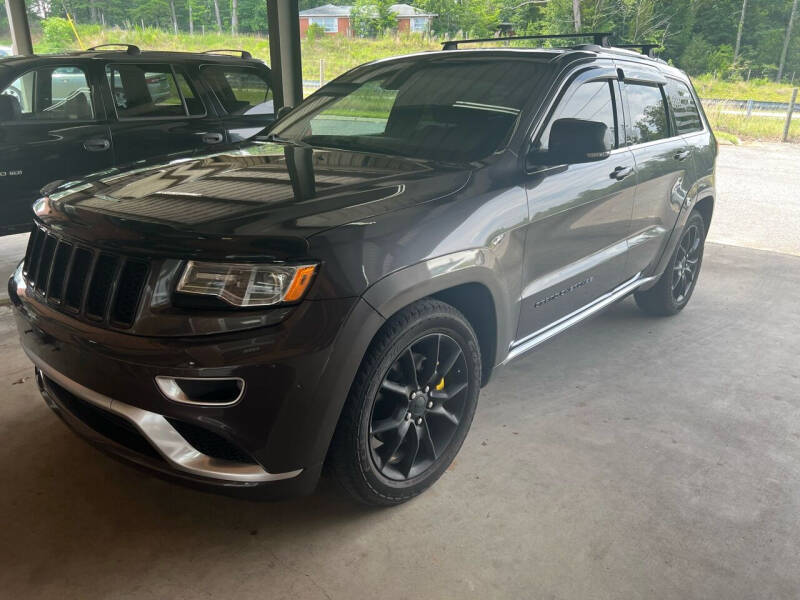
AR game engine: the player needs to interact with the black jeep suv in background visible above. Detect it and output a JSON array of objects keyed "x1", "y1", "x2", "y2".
[
  {"x1": 10, "y1": 39, "x2": 716, "y2": 505},
  {"x1": 0, "y1": 45, "x2": 274, "y2": 234}
]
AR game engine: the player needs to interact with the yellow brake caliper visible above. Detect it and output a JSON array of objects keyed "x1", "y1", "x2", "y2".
[{"x1": 435, "y1": 377, "x2": 445, "y2": 391}]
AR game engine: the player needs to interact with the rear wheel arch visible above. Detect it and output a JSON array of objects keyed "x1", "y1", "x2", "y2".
[{"x1": 694, "y1": 195, "x2": 714, "y2": 230}]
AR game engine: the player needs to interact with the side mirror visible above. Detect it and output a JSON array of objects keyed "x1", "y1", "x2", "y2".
[
  {"x1": 276, "y1": 105, "x2": 294, "y2": 120},
  {"x1": 533, "y1": 118, "x2": 611, "y2": 166}
]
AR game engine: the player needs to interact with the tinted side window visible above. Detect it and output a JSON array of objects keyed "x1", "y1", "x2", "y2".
[
  {"x1": 201, "y1": 66, "x2": 273, "y2": 116},
  {"x1": 537, "y1": 80, "x2": 618, "y2": 151},
  {"x1": 625, "y1": 83, "x2": 670, "y2": 144},
  {"x1": 1, "y1": 66, "x2": 94, "y2": 122},
  {"x1": 106, "y1": 64, "x2": 190, "y2": 119},
  {"x1": 666, "y1": 80, "x2": 703, "y2": 134}
]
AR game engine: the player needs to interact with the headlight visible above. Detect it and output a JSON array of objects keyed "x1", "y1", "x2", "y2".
[{"x1": 176, "y1": 261, "x2": 317, "y2": 307}]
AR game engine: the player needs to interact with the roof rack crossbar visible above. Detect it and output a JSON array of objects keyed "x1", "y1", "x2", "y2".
[
  {"x1": 86, "y1": 43, "x2": 141, "y2": 56},
  {"x1": 615, "y1": 43, "x2": 660, "y2": 58},
  {"x1": 202, "y1": 49, "x2": 253, "y2": 59},
  {"x1": 442, "y1": 32, "x2": 612, "y2": 51}
]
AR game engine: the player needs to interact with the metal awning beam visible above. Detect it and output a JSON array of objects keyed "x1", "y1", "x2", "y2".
[
  {"x1": 267, "y1": 0, "x2": 303, "y2": 110},
  {"x1": 4, "y1": 0, "x2": 34, "y2": 56}
]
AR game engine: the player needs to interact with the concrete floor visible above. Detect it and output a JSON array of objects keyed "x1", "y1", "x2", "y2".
[{"x1": 2, "y1": 144, "x2": 800, "y2": 599}]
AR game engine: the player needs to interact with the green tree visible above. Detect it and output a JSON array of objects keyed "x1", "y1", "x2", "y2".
[{"x1": 351, "y1": 0, "x2": 397, "y2": 37}]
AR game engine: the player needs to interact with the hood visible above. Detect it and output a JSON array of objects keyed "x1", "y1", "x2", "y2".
[{"x1": 36, "y1": 142, "x2": 471, "y2": 260}]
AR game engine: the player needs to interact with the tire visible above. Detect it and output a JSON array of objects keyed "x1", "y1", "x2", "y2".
[
  {"x1": 329, "y1": 298, "x2": 481, "y2": 506},
  {"x1": 634, "y1": 210, "x2": 706, "y2": 316}
]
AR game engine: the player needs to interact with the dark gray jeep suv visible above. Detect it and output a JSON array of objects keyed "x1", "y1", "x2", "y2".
[{"x1": 10, "y1": 38, "x2": 716, "y2": 505}]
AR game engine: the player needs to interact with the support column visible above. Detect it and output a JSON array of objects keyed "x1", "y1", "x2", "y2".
[
  {"x1": 5, "y1": 0, "x2": 34, "y2": 56},
  {"x1": 267, "y1": 0, "x2": 303, "y2": 110}
]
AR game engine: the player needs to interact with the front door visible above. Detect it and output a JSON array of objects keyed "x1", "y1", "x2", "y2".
[
  {"x1": 103, "y1": 62, "x2": 225, "y2": 167},
  {"x1": 0, "y1": 63, "x2": 113, "y2": 234},
  {"x1": 517, "y1": 69, "x2": 636, "y2": 341}
]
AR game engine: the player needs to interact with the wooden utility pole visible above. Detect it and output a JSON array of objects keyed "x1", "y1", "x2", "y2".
[
  {"x1": 572, "y1": 0, "x2": 582, "y2": 33},
  {"x1": 734, "y1": 0, "x2": 747, "y2": 63},
  {"x1": 778, "y1": 0, "x2": 798, "y2": 81}
]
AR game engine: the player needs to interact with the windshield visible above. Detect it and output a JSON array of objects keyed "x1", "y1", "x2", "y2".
[{"x1": 270, "y1": 58, "x2": 548, "y2": 162}]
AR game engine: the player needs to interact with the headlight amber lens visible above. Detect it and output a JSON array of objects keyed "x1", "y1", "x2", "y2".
[{"x1": 177, "y1": 261, "x2": 317, "y2": 307}]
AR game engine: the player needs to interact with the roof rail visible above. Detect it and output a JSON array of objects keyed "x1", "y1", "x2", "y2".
[
  {"x1": 442, "y1": 32, "x2": 612, "y2": 50},
  {"x1": 86, "y1": 44, "x2": 141, "y2": 56},
  {"x1": 614, "y1": 43, "x2": 660, "y2": 58},
  {"x1": 202, "y1": 49, "x2": 253, "y2": 59}
]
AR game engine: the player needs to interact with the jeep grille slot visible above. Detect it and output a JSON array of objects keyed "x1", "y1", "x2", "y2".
[
  {"x1": 24, "y1": 226, "x2": 46, "y2": 282},
  {"x1": 47, "y1": 241, "x2": 73, "y2": 301},
  {"x1": 23, "y1": 226, "x2": 149, "y2": 329},
  {"x1": 112, "y1": 260, "x2": 149, "y2": 326},
  {"x1": 86, "y1": 254, "x2": 119, "y2": 319},
  {"x1": 35, "y1": 235, "x2": 58, "y2": 293},
  {"x1": 64, "y1": 248, "x2": 92, "y2": 310}
]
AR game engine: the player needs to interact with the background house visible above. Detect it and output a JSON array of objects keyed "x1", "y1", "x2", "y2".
[{"x1": 299, "y1": 4, "x2": 436, "y2": 37}]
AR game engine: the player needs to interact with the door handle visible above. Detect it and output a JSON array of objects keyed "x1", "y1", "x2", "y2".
[
  {"x1": 202, "y1": 132, "x2": 224, "y2": 145},
  {"x1": 674, "y1": 149, "x2": 691, "y2": 161},
  {"x1": 610, "y1": 166, "x2": 634, "y2": 181},
  {"x1": 83, "y1": 138, "x2": 110, "y2": 152}
]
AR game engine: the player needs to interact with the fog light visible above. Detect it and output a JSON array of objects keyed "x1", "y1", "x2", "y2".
[{"x1": 155, "y1": 376, "x2": 244, "y2": 406}]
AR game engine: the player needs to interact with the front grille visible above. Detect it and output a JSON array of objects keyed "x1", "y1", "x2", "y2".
[{"x1": 24, "y1": 226, "x2": 148, "y2": 328}]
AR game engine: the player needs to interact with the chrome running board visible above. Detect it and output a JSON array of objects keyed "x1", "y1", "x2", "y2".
[
  {"x1": 27, "y1": 349, "x2": 302, "y2": 483},
  {"x1": 504, "y1": 273, "x2": 656, "y2": 365}
]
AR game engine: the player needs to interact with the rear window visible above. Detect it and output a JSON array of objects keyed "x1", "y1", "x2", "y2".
[
  {"x1": 271, "y1": 58, "x2": 548, "y2": 162},
  {"x1": 106, "y1": 64, "x2": 203, "y2": 119},
  {"x1": 625, "y1": 83, "x2": 670, "y2": 144},
  {"x1": 665, "y1": 79, "x2": 703, "y2": 134}
]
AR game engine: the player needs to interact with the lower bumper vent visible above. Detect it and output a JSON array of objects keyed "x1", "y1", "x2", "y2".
[{"x1": 166, "y1": 419, "x2": 257, "y2": 464}]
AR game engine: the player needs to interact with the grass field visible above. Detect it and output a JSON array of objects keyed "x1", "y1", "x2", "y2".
[
  {"x1": 703, "y1": 105, "x2": 799, "y2": 143},
  {"x1": 692, "y1": 74, "x2": 798, "y2": 103},
  {"x1": 6, "y1": 26, "x2": 799, "y2": 142},
  {"x1": 42, "y1": 26, "x2": 439, "y2": 83}
]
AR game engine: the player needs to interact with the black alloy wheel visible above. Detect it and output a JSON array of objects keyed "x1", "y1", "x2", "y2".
[
  {"x1": 369, "y1": 333, "x2": 468, "y2": 481},
  {"x1": 329, "y1": 299, "x2": 481, "y2": 506},
  {"x1": 671, "y1": 221, "x2": 701, "y2": 304}
]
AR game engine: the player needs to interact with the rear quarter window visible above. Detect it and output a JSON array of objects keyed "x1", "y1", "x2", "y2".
[{"x1": 665, "y1": 79, "x2": 703, "y2": 134}]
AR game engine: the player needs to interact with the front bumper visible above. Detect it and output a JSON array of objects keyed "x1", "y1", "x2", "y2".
[
  {"x1": 32, "y1": 354, "x2": 299, "y2": 484},
  {"x1": 11, "y1": 265, "x2": 385, "y2": 497}
]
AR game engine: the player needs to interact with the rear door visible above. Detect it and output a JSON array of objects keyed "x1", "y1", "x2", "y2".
[
  {"x1": 619, "y1": 66, "x2": 692, "y2": 277},
  {"x1": 103, "y1": 62, "x2": 226, "y2": 167},
  {"x1": 0, "y1": 62, "x2": 112, "y2": 233},
  {"x1": 517, "y1": 66, "x2": 636, "y2": 340},
  {"x1": 199, "y1": 64, "x2": 275, "y2": 142}
]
